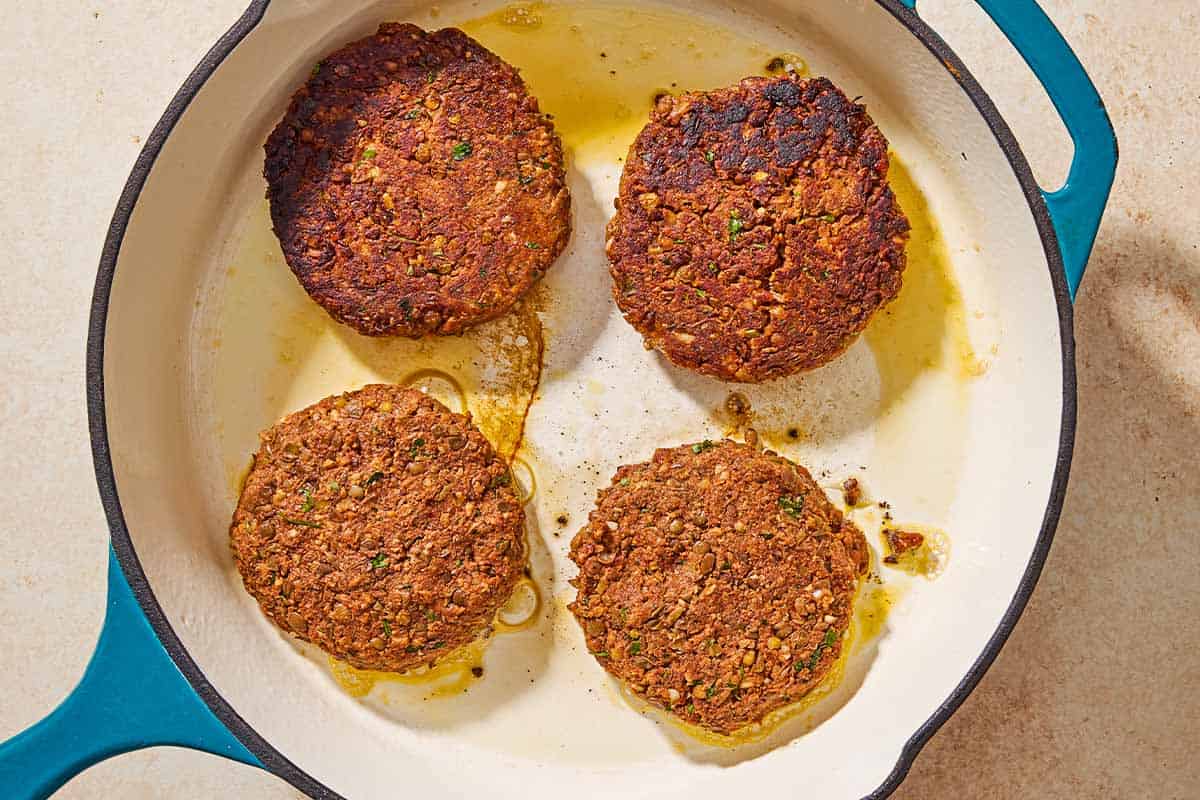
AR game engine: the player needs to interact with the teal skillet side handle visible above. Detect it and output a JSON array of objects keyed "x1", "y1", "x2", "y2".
[
  {"x1": 0, "y1": 547, "x2": 259, "y2": 799},
  {"x1": 900, "y1": 0, "x2": 1118, "y2": 299}
]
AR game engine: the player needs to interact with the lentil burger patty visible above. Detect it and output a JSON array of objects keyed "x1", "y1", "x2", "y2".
[
  {"x1": 607, "y1": 76, "x2": 909, "y2": 382},
  {"x1": 264, "y1": 24, "x2": 570, "y2": 337},
  {"x1": 230, "y1": 384, "x2": 526, "y2": 672},
  {"x1": 569, "y1": 440, "x2": 869, "y2": 734}
]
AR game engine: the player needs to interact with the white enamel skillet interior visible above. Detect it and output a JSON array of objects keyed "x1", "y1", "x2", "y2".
[{"x1": 32, "y1": 0, "x2": 1114, "y2": 798}]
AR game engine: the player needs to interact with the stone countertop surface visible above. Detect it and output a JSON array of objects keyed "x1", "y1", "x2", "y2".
[{"x1": 0, "y1": 1, "x2": 1195, "y2": 797}]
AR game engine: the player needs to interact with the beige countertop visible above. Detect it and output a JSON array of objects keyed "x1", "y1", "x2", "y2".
[{"x1": 1, "y1": 1, "x2": 1195, "y2": 797}]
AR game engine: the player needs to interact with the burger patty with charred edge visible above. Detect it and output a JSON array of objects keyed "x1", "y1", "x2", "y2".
[
  {"x1": 607, "y1": 75, "x2": 909, "y2": 382},
  {"x1": 265, "y1": 23, "x2": 570, "y2": 337}
]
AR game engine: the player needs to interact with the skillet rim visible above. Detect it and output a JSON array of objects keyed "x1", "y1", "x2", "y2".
[{"x1": 84, "y1": 1, "x2": 1080, "y2": 798}]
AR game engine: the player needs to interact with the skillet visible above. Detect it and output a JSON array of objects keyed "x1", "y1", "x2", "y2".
[{"x1": 0, "y1": 1, "x2": 1116, "y2": 797}]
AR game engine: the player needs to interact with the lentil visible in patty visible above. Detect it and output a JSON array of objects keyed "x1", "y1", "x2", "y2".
[
  {"x1": 230, "y1": 384, "x2": 526, "y2": 672},
  {"x1": 606, "y1": 76, "x2": 909, "y2": 382},
  {"x1": 264, "y1": 23, "x2": 570, "y2": 337},
  {"x1": 569, "y1": 440, "x2": 869, "y2": 734}
]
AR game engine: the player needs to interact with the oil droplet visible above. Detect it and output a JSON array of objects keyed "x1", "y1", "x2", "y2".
[
  {"x1": 764, "y1": 53, "x2": 809, "y2": 77},
  {"x1": 495, "y1": 577, "x2": 541, "y2": 631},
  {"x1": 402, "y1": 368, "x2": 466, "y2": 414},
  {"x1": 510, "y1": 457, "x2": 536, "y2": 505}
]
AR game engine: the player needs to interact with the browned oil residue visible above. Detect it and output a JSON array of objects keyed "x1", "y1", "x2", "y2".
[
  {"x1": 468, "y1": 294, "x2": 545, "y2": 462},
  {"x1": 717, "y1": 391, "x2": 754, "y2": 436},
  {"x1": 879, "y1": 524, "x2": 949, "y2": 579}
]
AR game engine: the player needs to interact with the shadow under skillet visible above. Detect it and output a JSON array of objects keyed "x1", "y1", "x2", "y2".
[{"x1": 892, "y1": 228, "x2": 1200, "y2": 799}]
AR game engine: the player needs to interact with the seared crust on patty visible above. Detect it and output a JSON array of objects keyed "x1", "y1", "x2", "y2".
[
  {"x1": 230, "y1": 384, "x2": 526, "y2": 672},
  {"x1": 569, "y1": 440, "x2": 868, "y2": 734},
  {"x1": 265, "y1": 24, "x2": 570, "y2": 337},
  {"x1": 607, "y1": 76, "x2": 909, "y2": 382}
]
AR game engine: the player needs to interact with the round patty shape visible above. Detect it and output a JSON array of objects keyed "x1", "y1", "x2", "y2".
[
  {"x1": 264, "y1": 24, "x2": 570, "y2": 337},
  {"x1": 569, "y1": 440, "x2": 869, "y2": 734},
  {"x1": 607, "y1": 76, "x2": 909, "y2": 382},
  {"x1": 230, "y1": 384, "x2": 526, "y2": 672}
]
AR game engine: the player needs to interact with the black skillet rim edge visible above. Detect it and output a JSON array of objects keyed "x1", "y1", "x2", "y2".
[
  {"x1": 83, "y1": 2, "x2": 1083, "y2": 799},
  {"x1": 865, "y1": 1, "x2": 1084, "y2": 797},
  {"x1": 85, "y1": 1, "x2": 340, "y2": 797}
]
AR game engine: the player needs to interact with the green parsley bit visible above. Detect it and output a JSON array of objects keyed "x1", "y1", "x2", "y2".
[
  {"x1": 518, "y1": 174, "x2": 534, "y2": 185},
  {"x1": 365, "y1": 471, "x2": 385, "y2": 486},
  {"x1": 820, "y1": 213, "x2": 836, "y2": 222},
  {"x1": 619, "y1": 477, "x2": 630, "y2": 486},
  {"x1": 728, "y1": 210, "x2": 745, "y2": 243},
  {"x1": 593, "y1": 650, "x2": 610, "y2": 658},
  {"x1": 311, "y1": 61, "x2": 322, "y2": 77},
  {"x1": 778, "y1": 494, "x2": 805, "y2": 517},
  {"x1": 691, "y1": 439, "x2": 715, "y2": 454},
  {"x1": 328, "y1": 481, "x2": 339, "y2": 492},
  {"x1": 686, "y1": 702, "x2": 695, "y2": 714},
  {"x1": 404, "y1": 108, "x2": 422, "y2": 120},
  {"x1": 361, "y1": 146, "x2": 377, "y2": 161},
  {"x1": 300, "y1": 487, "x2": 315, "y2": 512},
  {"x1": 283, "y1": 517, "x2": 321, "y2": 528},
  {"x1": 451, "y1": 141, "x2": 473, "y2": 160},
  {"x1": 797, "y1": 627, "x2": 840, "y2": 671},
  {"x1": 705, "y1": 150, "x2": 715, "y2": 163},
  {"x1": 382, "y1": 620, "x2": 392, "y2": 637},
  {"x1": 409, "y1": 437, "x2": 425, "y2": 458},
  {"x1": 369, "y1": 553, "x2": 388, "y2": 569},
  {"x1": 628, "y1": 641, "x2": 642, "y2": 655},
  {"x1": 524, "y1": 241, "x2": 541, "y2": 250}
]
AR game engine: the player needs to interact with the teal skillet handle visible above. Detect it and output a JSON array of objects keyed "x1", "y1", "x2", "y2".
[
  {"x1": 901, "y1": 0, "x2": 1118, "y2": 298},
  {"x1": 0, "y1": 547, "x2": 259, "y2": 799}
]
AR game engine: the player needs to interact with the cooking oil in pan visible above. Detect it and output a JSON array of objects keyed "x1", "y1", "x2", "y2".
[
  {"x1": 204, "y1": 0, "x2": 988, "y2": 757},
  {"x1": 211, "y1": 201, "x2": 543, "y2": 494},
  {"x1": 462, "y1": 2, "x2": 793, "y2": 165},
  {"x1": 326, "y1": 576, "x2": 542, "y2": 700}
]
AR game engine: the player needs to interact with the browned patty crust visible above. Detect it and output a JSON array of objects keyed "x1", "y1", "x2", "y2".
[
  {"x1": 230, "y1": 384, "x2": 526, "y2": 672},
  {"x1": 264, "y1": 24, "x2": 570, "y2": 337},
  {"x1": 606, "y1": 76, "x2": 909, "y2": 382},
  {"x1": 569, "y1": 441, "x2": 869, "y2": 734}
]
